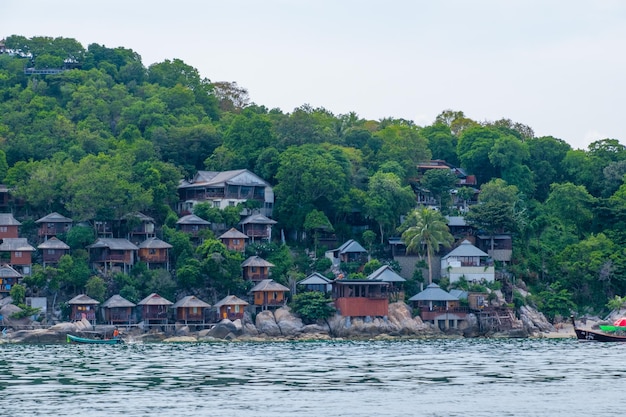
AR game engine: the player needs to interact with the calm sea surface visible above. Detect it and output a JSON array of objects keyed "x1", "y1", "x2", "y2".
[{"x1": 0, "y1": 338, "x2": 623, "y2": 416}]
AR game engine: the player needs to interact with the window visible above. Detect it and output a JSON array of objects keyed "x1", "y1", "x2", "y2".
[
  {"x1": 149, "y1": 249, "x2": 156, "y2": 255},
  {"x1": 47, "y1": 249, "x2": 56, "y2": 255},
  {"x1": 234, "y1": 305, "x2": 240, "y2": 313},
  {"x1": 213, "y1": 201, "x2": 220, "y2": 208},
  {"x1": 15, "y1": 251, "x2": 22, "y2": 258},
  {"x1": 0, "y1": 226, "x2": 7, "y2": 232}
]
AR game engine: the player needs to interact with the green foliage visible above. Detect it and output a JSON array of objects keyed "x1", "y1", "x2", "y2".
[
  {"x1": 9, "y1": 283, "x2": 26, "y2": 305},
  {"x1": 85, "y1": 276, "x2": 107, "y2": 302},
  {"x1": 535, "y1": 283, "x2": 576, "y2": 322},
  {"x1": 607, "y1": 295, "x2": 626, "y2": 311},
  {"x1": 290, "y1": 291, "x2": 335, "y2": 324}
]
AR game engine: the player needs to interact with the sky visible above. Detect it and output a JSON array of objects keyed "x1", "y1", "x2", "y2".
[{"x1": 3, "y1": 0, "x2": 626, "y2": 150}]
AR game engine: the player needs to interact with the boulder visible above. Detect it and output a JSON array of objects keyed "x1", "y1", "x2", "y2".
[
  {"x1": 10, "y1": 329, "x2": 65, "y2": 343},
  {"x1": 388, "y1": 302, "x2": 429, "y2": 335},
  {"x1": 232, "y1": 319, "x2": 243, "y2": 333},
  {"x1": 242, "y1": 323, "x2": 259, "y2": 336},
  {"x1": 255, "y1": 310, "x2": 281, "y2": 336},
  {"x1": 519, "y1": 305, "x2": 556, "y2": 333},
  {"x1": 274, "y1": 307, "x2": 304, "y2": 336},
  {"x1": 207, "y1": 319, "x2": 237, "y2": 339}
]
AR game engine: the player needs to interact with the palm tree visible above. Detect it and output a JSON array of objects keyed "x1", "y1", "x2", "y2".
[{"x1": 400, "y1": 207, "x2": 454, "y2": 284}]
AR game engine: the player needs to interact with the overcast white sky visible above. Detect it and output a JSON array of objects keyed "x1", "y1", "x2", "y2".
[{"x1": 3, "y1": 0, "x2": 626, "y2": 150}]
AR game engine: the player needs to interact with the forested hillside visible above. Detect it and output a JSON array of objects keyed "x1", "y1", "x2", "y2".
[{"x1": 1, "y1": 35, "x2": 625, "y2": 319}]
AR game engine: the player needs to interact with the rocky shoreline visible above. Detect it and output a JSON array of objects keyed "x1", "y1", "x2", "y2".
[{"x1": 1, "y1": 302, "x2": 575, "y2": 344}]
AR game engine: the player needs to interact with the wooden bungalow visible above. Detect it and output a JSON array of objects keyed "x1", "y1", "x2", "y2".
[
  {"x1": 219, "y1": 228, "x2": 249, "y2": 252},
  {"x1": 87, "y1": 238, "x2": 138, "y2": 274},
  {"x1": 298, "y1": 272, "x2": 332, "y2": 293},
  {"x1": 0, "y1": 264, "x2": 22, "y2": 295},
  {"x1": 122, "y1": 212, "x2": 156, "y2": 245},
  {"x1": 250, "y1": 279, "x2": 289, "y2": 310},
  {"x1": 176, "y1": 214, "x2": 210, "y2": 238},
  {"x1": 35, "y1": 212, "x2": 73, "y2": 241},
  {"x1": 332, "y1": 279, "x2": 389, "y2": 317},
  {"x1": 101, "y1": 294, "x2": 136, "y2": 325},
  {"x1": 0, "y1": 238, "x2": 36, "y2": 275},
  {"x1": 213, "y1": 295, "x2": 249, "y2": 321},
  {"x1": 239, "y1": 213, "x2": 277, "y2": 243},
  {"x1": 0, "y1": 213, "x2": 20, "y2": 239},
  {"x1": 68, "y1": 294, "x2": 100, "y2": 324},
  {"x1": 37, "y1": 237, "x2": 70, "y2": 267},
  {"x1": 409, "y1": 283, "x2": 466, "y2": 330},
  {"x1": 367, "y1": 265, "x2": 406, "y2": 301},
  {"x1": 138, "y1": 237, "x2": 172, "y2": 270},
  {"x1": 171, "y1": 295, "x2": 211, "y2": 324},
  {"x1": 241, "y1": 255, "x2": 274, "y2": 282},
  {"x1": 137, "y1": 293, "x2": 173, "y2": 325}
]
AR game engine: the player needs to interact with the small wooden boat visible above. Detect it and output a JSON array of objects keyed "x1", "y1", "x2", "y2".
[
  {"x1": 67, "y1": 334, "x2": 124, "y2": 345},
  {"x1": 571, "y1": 315, "x2": 626, "y2": 342}
]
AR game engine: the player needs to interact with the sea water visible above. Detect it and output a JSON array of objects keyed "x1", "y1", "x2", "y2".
[{"x1": 0, "y1": 338, "x2": 623, "y2": 416}]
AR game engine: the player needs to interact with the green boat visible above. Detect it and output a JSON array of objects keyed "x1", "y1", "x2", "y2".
[
  {"x1": 599, "y1": 325, "x2": 626, "y2": 333},
  {"x1": 66, "y1": 334, "x2": 124, "y2": 344}
]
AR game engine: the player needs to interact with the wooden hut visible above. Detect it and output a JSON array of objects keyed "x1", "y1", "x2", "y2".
[
  {"x1": 137, "y1": 293, "x2": 173, "y2": 325},
  {"x1": 68, "y1": 294, "x2": 100, "y2": 324},
  {"x1": 122, "y1": 212, "x2": 156, "y2": 245},
  {"x1": 219, "y1": 228, "x2": 249, "y2": 252},
  {"x1": 137, "y1": 237, "x2": 172, "y2": 270},
  {"x1": 176, "y1": 214, "x2": 210, "y2": 238},
  {"x1": 250, "y1": 279, "x2": 289, "y2": 310},
  {"x1": 0, "y1": 213, "x2": 20, "y2": 239},
  {"x1": 87, "y1": 238, "x2": 138, "y2": 274},
  {"x1": 0, "y1": 238, "x2": 36, "y2": 275},
  {"x1": 36, "y1": 212, "x2": 73, "y2": 241},
  {"x1": 101, "y1": 294, "x2": 136, "y2": 325},
  {"x1": 239, "y1": 213, "x2": 277, "y2": 242},
  {"x1": 0, "y1": 264, "x2": 22, "y2": 295},
  {"x1": 171, "y1": 295, "x2": 211, "y2": 324},
  {"x1": 241, "y1": 255, "x2": 274, "y2": 282},
  {"x1": 38, "y1": 237, "x2": 70, "y2": 267},
  {"x1": 214, "y1": 295, "x2": 249, "y2": 321}
]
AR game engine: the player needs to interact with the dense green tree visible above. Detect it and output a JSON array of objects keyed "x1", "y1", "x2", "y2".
[
  {"x1": 290, "y1": 291, "x2": 335, "y2": 324},
  {"x1": 420, "y1": 168, "x2": 458, "y2": 213},
  {"x1": 85, "y1": 276, "x2": 107, "y2": 302},
  {"x1": 364, "y1": 171, "x2": 415, "y2": 244},
  {"x1": 545, "y1": 182, "x2": 595, "y2": 239}
]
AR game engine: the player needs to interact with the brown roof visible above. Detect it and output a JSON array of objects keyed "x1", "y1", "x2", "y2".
[
  {"x1": 138, "y1": 237, "x2": 173, "y2": 249},
  {"x1": 176, "y1": 214, "x2": 210, "y2": 225},
  {"x1": 0, "y1": 238, "x2": 36, "y2": 252},
  {"x1": 250, "y1": 279, "x2": 289, "y2": 293},
  {"x1": 241, "y1": 255, "x2": 275, "y2": 268},
  {"x1": 172, "y1": 295, "x2": 211, "y2": 309},
  {"x1": 36, "y1": 212, "x2": 73, "y2": 223},
  {"x1": 239, "y1": 213, "x2": 277, "y2": 225},
  {"x1": 37, "y1": 237, "x2": 70, "y2": 250},
  {"x1": 87, "y1": 238, "x2": 138, "y2": 251},
  {"x1": 137, "y1": 293, "x2": 173, "y2": 306},
  {"x1": 0, "y1": 213, "x2": 20, "y2": 226},
  {"x1": 102, "y1": 294, "x2": 136, "y2": 308},
  {"x1": 214, "y1": 295, "x2": 249, "y2": 308},
  {"x1": 68, "y1": 294, "x2": 100, "y2": 305},
  {"x1": 219, "y1": 228, "x2": 249, "y2": 239},
  {"x1": 0, "y1": 264, "x2": 21, "y2": 278}
]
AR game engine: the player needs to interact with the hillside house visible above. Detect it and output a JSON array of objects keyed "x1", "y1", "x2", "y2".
[
  {"x1": 176, "y1": 214, "x2": 210, "y2": 238},
  {"x1": 36, "y1": 212, "x2": 72, "y2": 241},
  {"x1": 68, "y1": 294, "x2": 99, "y2": 323},
  {"x1": 0, "y1": 264, "x2": 22, "y2": 295},
  {"x1": 241, "y1": 255, "x2": 274, "y2": 282},
  {"x1": 87, "y1": 238, "x2": 138, "y2": 274},
  {"x1": 0, "y1": 213, "x2": 20, "y2": 239},
  {"x1": 101, "y1": 294, "x2": 136, "y2": 325},
  {"x1": 440, "y1": 240, "x2": 494, "y2": 283},
  {"x1": 38, "y1": 237, "x2": 70, "y2": 267},
  {"x1": 214, "y1": 295, "x2": 248, "y2": 321},
  {"x1": 219, "y1": 228, "x2": 249, "y2": 252},
  {"x1": 239, "y1": 213, "x2": 277, "y2": 242},
  {"x1": 138, "y1": 293, "x2": 173, "y2": 325},
  {"x1": 137, "y1": 237, "x2": 172, "y2": 270},
  {"x1": 0, "y1": 238, "x2": 36, "y2": 275},
  {"x1": 177, "y1": 169, "x2": 274, "y2": 217},
  {"x1": 250, "y1": 279, "x2": 289, "y2": 311},
  {"x1": 409, "y1": 283, "x2": 466, "y2": 330}
]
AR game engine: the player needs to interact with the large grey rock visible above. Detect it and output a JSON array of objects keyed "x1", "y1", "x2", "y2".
[
  {"x1": 242, "y1": 323, "x2": 259, "y2": 336},
  {"x1": 11, "y1": 329, "x2": 65, "y2": 343},
  {"x1": 388, "y1": 302, "x2": 429, "y2": 335},
  {"x1": 519, "y1": 305, "x2": 556, "y2": 333},
  {"x1": 255, "y1": 310, "x2": 281, "y2": 336},
  {"x1": 207, "y1": 319, "x2": 237, "y2": 339},
  {"x1": 274, "y1": 307, "x2": 304, "y2": 336}
]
